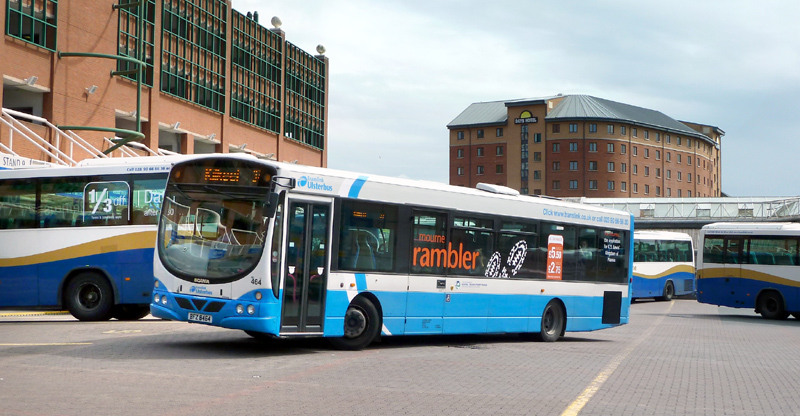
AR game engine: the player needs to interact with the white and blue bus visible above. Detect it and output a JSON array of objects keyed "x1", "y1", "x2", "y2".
[
  {"x1": 150, "y1": 154, "x2": 634, "y2": 349},
  {"x1": 697, "y1": 222, "x2": 800, "y2": 320},
  {"x1": 632, "y1": 231, "x2": 695, "y2": 301},
  {"x1": 0, "y1": 157, "x2": 174, "y2": 320}
]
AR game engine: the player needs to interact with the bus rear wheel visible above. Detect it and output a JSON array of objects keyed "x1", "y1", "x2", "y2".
[
  {"x1": 329, "y1": 297, "x2": 381, "y2": 351},
  {"x1": 536, "y1": 300, "x2": 565, "y2": 342},
  {"x1": 65, "y1": 272, "x2": 114, "y2": 321},
  {"x1": 658, "y1": 281, "x2": 675, "y2": 301},
  {"x1": 758, "y1": 292, "x2": 789, "y2": 320}
]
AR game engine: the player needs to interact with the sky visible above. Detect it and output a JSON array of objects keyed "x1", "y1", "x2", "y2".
[{"x1": 233, "y1": 0, "x2": 800, "y2": 197}]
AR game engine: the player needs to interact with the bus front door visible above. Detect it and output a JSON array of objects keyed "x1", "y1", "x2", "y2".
[{"x1": 281, "y1": 199, "x2": 331, "y2": 335}]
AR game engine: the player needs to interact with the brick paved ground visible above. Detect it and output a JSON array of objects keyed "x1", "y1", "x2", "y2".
[{"x1": 1, "y1": 299, "x2": 799, "y2": 416}]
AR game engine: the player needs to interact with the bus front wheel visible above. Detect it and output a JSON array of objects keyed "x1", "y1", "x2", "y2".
[
  {"x1": 758, "y1": 292, "x2": 789, "y2": 320},
  {"x1": 536, "y1": 300, "x2": 565, "y2": 342},
  {"x1": 329, "y1": 297, "x2": 381, "y2": 351},
  {"x1": 65, "y1": 272, "x2": 114, "y2": 321},
  {"x1": 658, "y1": 281, "x2": 675, "y2": 301}
]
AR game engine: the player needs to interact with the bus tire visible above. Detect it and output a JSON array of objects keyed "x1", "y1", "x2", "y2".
[
  {"x1": 65, "y1": 272, "x2": 114, "y2": 321},
  {"x1": 112, "y1": 304, "x2": 151, "y2": 321},
  {"x1": 758, "y1": 291, "x2": 789, "y2": 320},
  {"x1": 658, "y1": 281, "x2": 675, "y2": 301},
  {"x1": 329, "y1": 297, "x2": 381, "y2": 351},
  {"x1": 536, "y1": 300, "x2": 565, "y2": 342},
  {"x1": 792, "y1": 313, "x2": 800, "y2": 320}
]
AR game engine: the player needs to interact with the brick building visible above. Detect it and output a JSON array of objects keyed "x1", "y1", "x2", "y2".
[
  {"x1": 1, "y1": 0, "x2": 327, "y2": 166},
  {"x1": 448, "y1": 95, "x2": 723, "y2": 198}
]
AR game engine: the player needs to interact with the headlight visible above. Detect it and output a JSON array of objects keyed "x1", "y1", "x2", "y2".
[
  {"x1": 247, "y1": 305, "x2": 255, "y2": 315},
  {"x1": 161, "y1": 296, "x2": 167, "y2": 305},
  {"x1": 154, "y1": 294, "x2": 160, "y2": 303},
  {"x1": 154, "y1": 280, "x2": 160, "y2": 288},
  {"x1": 236, "y1": 304, "x2": 244, "y2": 314}
]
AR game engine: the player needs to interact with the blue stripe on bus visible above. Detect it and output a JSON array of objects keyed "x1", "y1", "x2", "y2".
[
  {"x1": 355, "y1": 273, "x2": 367, "y2": 291},
  {"x1": 698, "y1": 277, "x2": 800, "y2": 312},
  {"x1": 348, "y1": 176, "x2": 368, "y2": 198}
]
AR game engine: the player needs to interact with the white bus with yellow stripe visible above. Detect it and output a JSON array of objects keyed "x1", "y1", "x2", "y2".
[
  {"x1": 697, "y1": 222, "x2": 800, "y2": 319},
  {"x1": 0, "y1": 157, "x2": 175, "y2": 320},
  {"x1": 632, "y1": 231, "x2": 695, "y2": 301}
]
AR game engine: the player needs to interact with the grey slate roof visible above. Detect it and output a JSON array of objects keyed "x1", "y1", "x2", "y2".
[
  {"x1": 546, "y1": 95, "x2": 704, "y2": 139},
  {"x1": 446, "y1": 96, "x2": 557, "y2": 128}
]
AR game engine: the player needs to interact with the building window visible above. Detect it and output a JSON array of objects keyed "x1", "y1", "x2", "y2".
[
  {"x1": 533, "y1": 170, "x2": 541, "y2": 180},
  {"x1": 644, "y1": 184, "x2": 650, "y2": 195},
  {"x1": 621, "y1": 182, "x2": 627, "y2": 192},
  {"x1": 666, "y1": 135, "x2": 671, "y2": 144},
  {"x1": 553, "y1": 143, "x2": 561, "y2": 152},
  {"x1": 588, "y1": 142, "x2": 597, "y2": 152},
  {"x1": 678, "y1": 172, "x2": 682, "y2": 181},
  {"x1": 677, "y1": 154, "x2": 682, "y2": 164},
  {"x1": 644, "y1": 131, "x2": 649, "y2": 140},
  {"x1": 457, "y1": 131, "x2": 464, "y2": 140},
  {"x1": 644, "y1": 148, "x2": 650, "y2": 158},
  {"x1": 521, "y1": 188, "x2": 529, "y2": 195},
  {"x1": 569, "y1": 123, "x2": 578, "y2": 133},
  {"x1": 667, "y1": 170, "x2": 671, "y2": 179},
  {"x1": 678, "y1": 189, "x2": 682, "y2": 197},
  {"x1": 569, "y1": 142, "x2": 578, "y2": 152},
  {"x1": 6, "y1": 0, "x2": 58, "y2": 51},
  {"x1": 496, "y1": 164, "x2": 504, "y2": 174},
  {"x1": 477, "y1": 165, "x2": 484, "y2": 175},
  {"x1": 633, "y1": 146, "x2": 638, "y2": 157},
  {"x1": 633, "y1": 183, "x2": 638, "y2": 193},
  {"x1": 656, "y1": 168, "x2": 661, "y2": 178},
  {"x1": 656, "y1": 150, "x2": 661, "y2": 160},
  {"x1": 607, "y1": 181, "x2": 615, "y2": 191},
  {"x1": 521, "y1": 143, "x2": 528, "y2": 159},
  {"x1": 569, "y1": 180, "x2": 578, "y2": 190},
  {"x1": 496, "y1": 128, "x2": 503, "y2": 137},
  {"x1": 496, "y1": 146, "x2": 503, "y2": 156},
  {"x1": 632, "y1": 128, "x2": 638, "y2": 137},
  {"x1": 607, "y1": 124, "x2": 614, "y2": 134},
  {"x1": 620, "y1": 144, "x2": 627, "y2": 155},
  {"x1": 644, "y1": 166, "x2": 650, "y2": 176},
  {"x1": 552, "y1": 180, "x2": 561, "y2": 190},
  {"x1": 552, "y1": 161, "x2": 561, "y2": 171},
  {"x1": 477, "y1": 147, "x2": 484, "y2": 157},
  {"x1": 667, "y1": 188, "x2": 672, "y2": 197},
  {"x1": 656, "y1": 186, "x2": 661, "y2": 196},
  {"x1": 688, "y1": 173, "x2": 692, "y2": 183},
  {"x1": 607, "y1": 162, "x2": 615, "y2": 172},
  {"x1": 569, "y1": 161, "x2": 578, "y2": 171},
  {"x1": 533, "y1": 133, "x2": 542, "y2": 143},
  {"x1": 687, "y1": 138, "x2": 692, "y2": 148},
  {"x1": 633, "y1": 165, "x2": 638, "y2": 175},
  {"x1": 457, "y1": 149, "x2": 464, "y2": 158},
  {"x1": 118, "y1": 0, "x2": 156, "y2": 86},
  {"x1": 621, "y1": 126, "x2": 627, "y2": 135},
  {"x1": 589, "y1": 180, "x2": 598, "y2": 190},
  {"x1": 589, "y1": 124, "x2": 597, "y2": 133},
  {"x1": 677, "y1": 137, "x2": 682, "y2": 146},
  {"x1": 688, "y1": 190, "x2": 692, "y2": 197},
  {"x1": 621, "y1": 163, "x2": 627, "y2": 173},
  {"x1": 588, "y1": 161, "x2": 598, "y2": 171},
  {"x1": 666, "y1": 152, "x2": 671, "y2": 162},
  {"x1": 688, "y1": 156, "x2": 692, "y2": 166},
  {"x1": 457, "y1": 167, "x2": 464, "y2": 175},
  {"x1": 607, "y1": 143, "x2": 614, "y2": 153},
  {"x1": 533, "y1": 152, "x2": 542, "y2": 162},
  {"x1": 552, "y1": 124, "x2": 561, "y2": 133},
  {"x1": 656, "y1": 132, "x2": 661, "y2": 142},
  {"x1": 477, "y1": 129, "x2": 484, "y2": 138}
]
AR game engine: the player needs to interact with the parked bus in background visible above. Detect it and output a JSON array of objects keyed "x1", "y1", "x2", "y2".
[
  {"x1": 150, "y1": 154, "x2": 634, "y2": 350},
  {"x1": 697, "y1": 222, "x2": 800, "y2": 320},
  {"x1": 0, "y1": 157, "x2": 175, "y2": 320},
  {"x1": 632, "y1": 231, "x2": 695, "y2": 301}
]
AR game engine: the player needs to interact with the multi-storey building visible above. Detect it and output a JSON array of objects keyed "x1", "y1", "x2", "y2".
[
  {"x1": 1, "y1": 0, "x2": 327, "y2": 166},
  {"x1": 448, "y1": 95, "x2": 723, "y2": 198}
]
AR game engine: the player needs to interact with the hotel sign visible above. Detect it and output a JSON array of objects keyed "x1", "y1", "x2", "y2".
[{"x1": 514, "y1": 110, "x2": 537, "y2": 124}]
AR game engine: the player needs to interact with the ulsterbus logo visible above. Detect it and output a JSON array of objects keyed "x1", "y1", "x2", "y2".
[
  {"x1": 189, "y1": 286, "x2": 213, "y2": 296},
  {"x1": 298, "y1": 175, "x2": 333, "y2": 192}
]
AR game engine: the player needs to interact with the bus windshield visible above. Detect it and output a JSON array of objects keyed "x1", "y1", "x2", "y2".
[{"x1": 157, "y1": 159, "x2": 276, "y2": 282}]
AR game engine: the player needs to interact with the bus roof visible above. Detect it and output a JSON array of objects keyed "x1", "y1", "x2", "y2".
[
  {"x1": 701, "y1": 222, "x2": 800, "y2": 231},
  {"x1": 634, "y1": 230, "x2": 693, "y2": 241}
]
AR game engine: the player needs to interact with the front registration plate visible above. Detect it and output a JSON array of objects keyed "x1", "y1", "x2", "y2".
[{"x1": 188, "y1": 312, "x2": 212, "y2": 323}]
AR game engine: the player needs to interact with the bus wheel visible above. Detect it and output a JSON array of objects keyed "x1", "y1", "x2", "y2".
[
  {"x1": 758, "y1": 292, "x2": 790, "y2": 320},
  {"x1": 658, "y1": 281, "x2": 675, "y2": 301},
  {"x1": 536, "y1": 300, "x2": 565, "y2": 342},
  {"x1": 329, "y1": 297, "x2": 381, "y2": 351},
  {"x1": 65, "y1": 273, "x2": 114, "y2": 321},
  {"x1": 112, "y1": 304, "x2": 150, "y2": 321}
]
